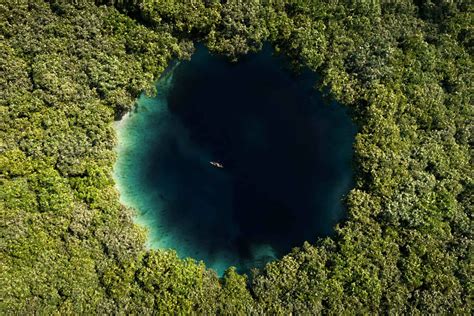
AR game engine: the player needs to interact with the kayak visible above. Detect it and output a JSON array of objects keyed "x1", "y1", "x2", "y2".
[{"x1": 210, "y1": 161, "x2": 224, "y2": 168}]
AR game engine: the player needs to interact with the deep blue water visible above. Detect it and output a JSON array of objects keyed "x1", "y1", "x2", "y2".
[{"x1": 114, "y1": 45, "x2": 356, "y2": 275}]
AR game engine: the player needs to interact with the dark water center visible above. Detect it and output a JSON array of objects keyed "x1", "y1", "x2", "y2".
[{"x1": 114, "y1": 45, "x2": 356, "y2": 275}]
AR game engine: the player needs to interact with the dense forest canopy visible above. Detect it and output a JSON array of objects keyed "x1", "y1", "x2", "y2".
[{"x1": 1, "y1": 0, "x2": 472, "y2": 313}]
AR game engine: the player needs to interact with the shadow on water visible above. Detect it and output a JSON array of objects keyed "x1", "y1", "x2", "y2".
[{"x1": 115, "y1": 44, "x2": 356, "y2": 275}]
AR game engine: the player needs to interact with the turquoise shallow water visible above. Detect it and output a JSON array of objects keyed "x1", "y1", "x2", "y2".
[{"x1": 114, "y1": 45, "x2": 356, "y2": 275}]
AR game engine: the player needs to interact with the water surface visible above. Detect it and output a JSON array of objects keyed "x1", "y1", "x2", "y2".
[{"x1": 114, "y1": 45, "x2": 356, "y2": 275}]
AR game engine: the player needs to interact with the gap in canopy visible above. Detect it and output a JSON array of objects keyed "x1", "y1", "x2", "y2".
[{"x1": 113, "y1": 44, "x2": 357, "y2": 276}]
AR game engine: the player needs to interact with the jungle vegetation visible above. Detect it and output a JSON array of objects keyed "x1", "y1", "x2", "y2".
[{"x1": 1, "y1": 0, "x2": 472, "y2": 313}]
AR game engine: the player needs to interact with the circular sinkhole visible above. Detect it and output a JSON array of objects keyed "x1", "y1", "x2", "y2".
[{"x1": 114, "y1": 44, "x2": 356, "y2": 275}]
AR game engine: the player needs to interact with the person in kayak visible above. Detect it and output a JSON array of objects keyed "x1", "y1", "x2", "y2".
[{"x1": 210, "y1": 161, "x2": 224, "y2": 168}]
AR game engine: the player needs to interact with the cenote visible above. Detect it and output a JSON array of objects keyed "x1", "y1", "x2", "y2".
[{"x1": 114, "y1": 45, "x2": 356, "y2": 275}]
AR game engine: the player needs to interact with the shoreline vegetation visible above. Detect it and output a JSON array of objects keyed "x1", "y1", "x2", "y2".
[
  {"x1": 112, "y1": 62, "x2": 176, "y2": 250},
  {"x1": 1, "y1": 0, "x2": 472, "y2": 314}
]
